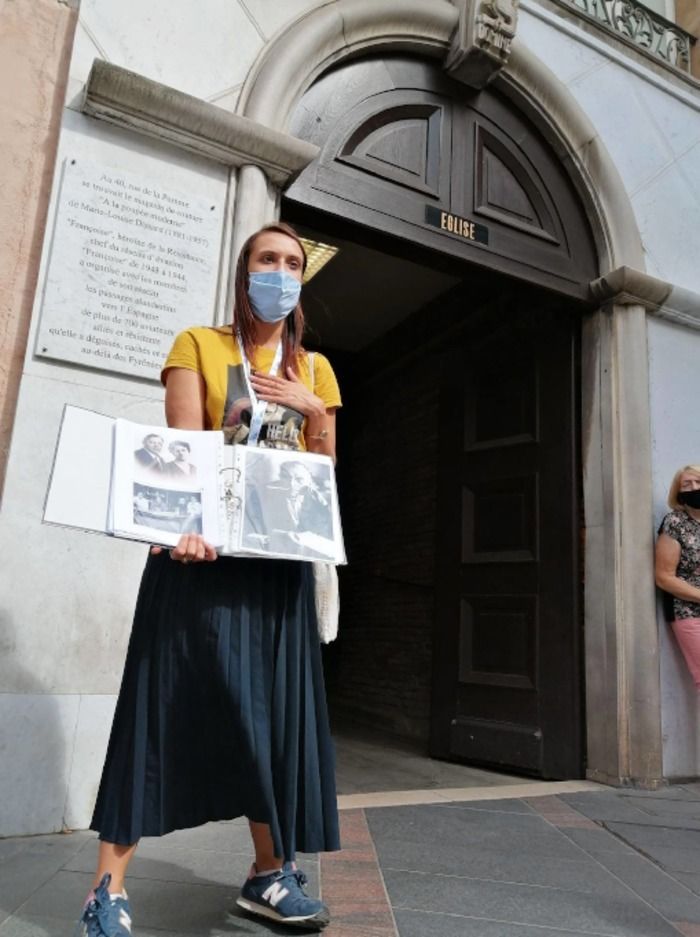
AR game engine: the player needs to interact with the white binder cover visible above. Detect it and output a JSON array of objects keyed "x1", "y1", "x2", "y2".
[{"x1": 44, "y1": 405, "x2": 346, "y2": 564}]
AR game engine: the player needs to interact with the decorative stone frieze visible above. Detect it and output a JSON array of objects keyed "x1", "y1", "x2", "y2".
[{"x1": 445, "y1": 0, "x2": 520, "y2": 88}]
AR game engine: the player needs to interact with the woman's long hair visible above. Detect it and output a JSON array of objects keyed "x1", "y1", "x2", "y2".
[{"x1": 232, "y1": 222, "x2": 307, "y2": 375}]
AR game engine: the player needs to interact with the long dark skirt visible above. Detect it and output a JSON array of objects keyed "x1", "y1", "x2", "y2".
[{"x1": 91, "y1": 552, "x2": 340, "y2": 860}]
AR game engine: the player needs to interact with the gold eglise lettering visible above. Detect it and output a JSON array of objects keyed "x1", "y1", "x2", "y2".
[{"x1": 440, "y1": 211, "x2": 476, "y2": 241}]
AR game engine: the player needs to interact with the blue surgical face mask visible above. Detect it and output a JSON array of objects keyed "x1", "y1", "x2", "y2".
[{"x1": 248, "y1": 271, "x2": 301, "y2": 323}]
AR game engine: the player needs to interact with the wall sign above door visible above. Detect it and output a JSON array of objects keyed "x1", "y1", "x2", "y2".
[{"x1": 425, "y1": 205, "x2": 489, "y2": 245}]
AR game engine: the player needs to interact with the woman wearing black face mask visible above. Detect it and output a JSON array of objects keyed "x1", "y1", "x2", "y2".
[{"x1": 655, "y1": 464, "x2": 700, "y2": 690}]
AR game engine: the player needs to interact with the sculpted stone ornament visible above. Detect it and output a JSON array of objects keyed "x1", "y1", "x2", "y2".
[{"x1": 445, "y1": 0, "x2": 520, "y2": 89}]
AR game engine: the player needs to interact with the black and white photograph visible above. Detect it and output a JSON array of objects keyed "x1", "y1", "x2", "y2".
[
  {"x1": 133, "y1": 432, "x2": 198, "y2": 482},
  {"x1": 241, "y1": 451, "x2": 337, "y2": 560},
  {"x1": 110, "y1": 419, "x2": 221, "y2": 547},
  {"x1": 132, "y1": 483, "x2": 203, "y2": 536},
  {"x1": 133, "y1": 432, "x2": 167, "y2": 477},
  {"x1": 46, "y1": 409, "x2": 345, "y2": 560}
]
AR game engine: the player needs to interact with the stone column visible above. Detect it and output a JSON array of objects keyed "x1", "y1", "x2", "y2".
[
  {"x1": 612, "y1": 303, "x2": 664, "y2": 784},
  {"x1": 585, "y1": 269, "x2": 673, "y2": 787},
  {"x1": 230, "y1": 165, "x2": 281, "y2": 268}
]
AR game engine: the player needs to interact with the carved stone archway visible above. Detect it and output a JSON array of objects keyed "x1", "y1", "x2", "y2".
[
  {"x1": 236, "y1": 0, "x2": 644, "y2": 274},
  {"x1": 233, "y1": 0, "x2": 663, "y2": 787}
]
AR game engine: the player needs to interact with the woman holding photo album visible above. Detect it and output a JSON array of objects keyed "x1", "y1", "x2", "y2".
[{"x1": 79, "y1": 223, "x2": 342, "y2": 936}]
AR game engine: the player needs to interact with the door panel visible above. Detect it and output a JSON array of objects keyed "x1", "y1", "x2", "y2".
[
  {"x1": 459, "y1": 595, "x2": 537, "y2": 690},
  {"x1": 432, "y1": 306, "x2": 582, "y2": 779},
  {"x1": 338, "y1": 100, "x2": 447, "y2": 198},
  {"x1": 287, "y1": 56, "x2": 597, "y2": 300},
  {"x1": 463, "y1": 473, "x2": 537, "y2": 562}
]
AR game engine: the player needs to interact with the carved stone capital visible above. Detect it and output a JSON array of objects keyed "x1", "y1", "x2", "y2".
[
  {"x1": 444, "y1": 0, "x2": 519, "y2": 89},
  {"x1": 589, "y1": 265, "x2": 672, "y2": 310}
]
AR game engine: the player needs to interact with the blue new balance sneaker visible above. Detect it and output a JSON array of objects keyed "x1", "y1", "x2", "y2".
[
  {"x1": 236, "y1": 865, "x2": 330, "y2": 929},
  {"x1": 78, "y1": 873, "x2": 132, "y2": 936}
]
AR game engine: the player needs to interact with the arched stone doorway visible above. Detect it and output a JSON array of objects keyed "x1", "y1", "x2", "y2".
[{"x1": 232, "y1": 0, "x2": 663, "y2": 787}]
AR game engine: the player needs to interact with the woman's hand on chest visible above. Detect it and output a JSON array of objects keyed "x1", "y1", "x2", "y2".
[{"x1": 250, "y1": 366, "x2": 325, "y2": 417}]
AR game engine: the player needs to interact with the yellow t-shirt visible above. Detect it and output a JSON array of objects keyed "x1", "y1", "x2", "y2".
[{"x1": 162, "y1": 326, "x2": 341, "y2": 451}]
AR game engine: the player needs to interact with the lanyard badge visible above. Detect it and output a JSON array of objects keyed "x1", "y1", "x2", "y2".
[{"x1": 235, "y1": 332, "x2": 283, "y2": 447}]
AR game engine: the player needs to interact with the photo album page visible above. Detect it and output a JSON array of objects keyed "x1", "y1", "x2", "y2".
[{"x1": 44, "y1": 406, "x2": 345, "y2": 564}]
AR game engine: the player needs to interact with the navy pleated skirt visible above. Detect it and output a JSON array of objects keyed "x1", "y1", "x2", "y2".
[{"x1": 90, "y1": 552, "x2": 340, "y2": 860}]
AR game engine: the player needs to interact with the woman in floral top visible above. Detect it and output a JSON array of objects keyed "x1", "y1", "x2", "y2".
[{"x1": 656, "y1": 464, "x2": 700, "y2": 688}]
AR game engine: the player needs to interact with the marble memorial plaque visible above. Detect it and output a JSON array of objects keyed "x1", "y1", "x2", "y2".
[{"x1": 36, "y1": 158, "x2": 223, "y2": 380}]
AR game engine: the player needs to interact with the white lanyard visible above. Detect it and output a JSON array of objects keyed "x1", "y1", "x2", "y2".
[{"x1": 236, "y1": 331, "x2": 283, "y2": 447}]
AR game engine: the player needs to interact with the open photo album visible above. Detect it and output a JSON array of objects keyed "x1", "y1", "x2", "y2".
[{"x1": 44, "y1": 405, "x2": 346, "y2": 564}]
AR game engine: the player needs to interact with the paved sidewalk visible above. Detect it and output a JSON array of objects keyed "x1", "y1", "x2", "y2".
[{"x1": 2, "y1": 782, "x2": 700, "y2": 936}]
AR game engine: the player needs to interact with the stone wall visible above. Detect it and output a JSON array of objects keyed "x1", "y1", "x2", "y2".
[
  {"x1": 648, "y1": 316, "x2": 700, "y2": 778},
  {"x1": 0, "y1": 0, "x2": 78, "y2": 491}
]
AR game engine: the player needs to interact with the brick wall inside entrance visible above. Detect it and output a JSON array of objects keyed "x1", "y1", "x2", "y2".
[{"x1": 325, "y1": 341, "x2": 442, "y2": 742}]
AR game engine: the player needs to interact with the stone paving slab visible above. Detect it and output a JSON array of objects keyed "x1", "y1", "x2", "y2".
[
  {"x1": 677, "y1": 873, "x2": 700, "y2": 896},
  {"x1": 367, "y1": 789, "x2": 700, "y2": 937},
  {"x1": 0, "y1": 914, "x2": 239, "y2": 937},
  {"x1": 604, "y1": 821, "x2": 700, "y2": 852},
  {"x1": 0, "y1": 832, "x2": 93, "y2": 923},
  {"x1": 434, "y1": 798, "x2": 538, "y2": 815},
  {"x1": 4, "y1": 787, "x2": 700, "y2": 937},
  {"x1": 562, "y1": 793, "x2": 676, "y2": 824},
  {"x1": 1, "y1": 833, "x2": 321, "y2": 937},
  {"x1": 16, "y1": 870, "x2": 236, "y2": 930},
  {"x1": 632, "y1": 845, "x2": 700, "y2": 874},
  {"x1": 62, "y1": 834, "x2": 319, "y2": 893},
  {"x1": 0, "y1": 914, "x2": 77, "y2": 936},
  {"x1": 10, "y1": 869, "x2": 324, "y2": 936},
  {"x1": 63, "y1": 838, "x2": 249, "y2": 888},
  {"x1": 672, "y1": 924, "x2": 700, "y2": 937},
  {"x1": 579, "y1": 851, "x2": 700, "y2": 923},
  {"x1": 382, "y1": 867, "x2": 683, "y2": 936},
  {"x1": 333, "y1": 726, "x2": 527, "y2": 796},
  {"x1": 562, "y1": 792, "x2": 700, "y2": 829},
  {"x1": 629, "y1": 799, "x2": 700, "y2": 820},
  {"x1": 596, "y1": 785, "x2": 700, "y2": 801},
  {"x1": 0, "y1": 911, "x2": 323, "y2": 937},
  {"x1": 393, "y1": 908, "x2": 643, "y2": 937},
  {"x1": 554, "y1": 826, "x2": 639, "y2": 856},
  {"x1": 364, "y1": 803, "x2": 587, "y2": 861},
  {"x1": 371, "y1": 837, "x2": 634, "y2": 896},
  {"x1": 320, "y1": 810, "x2": 396, "y2": 937},
  {"x1": 138, "y1": 819, "x2": 249, "y2": 852}
]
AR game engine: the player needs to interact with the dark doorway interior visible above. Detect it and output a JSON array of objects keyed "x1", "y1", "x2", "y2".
[{"x1": 284, "y1": 205, "x2": 585, "y2": 780}]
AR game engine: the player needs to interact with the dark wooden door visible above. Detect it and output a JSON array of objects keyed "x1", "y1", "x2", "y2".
[
  {"x1": 431, "y1": 305, "x2": 582, "y2": 778},
  {"x1": 286, "y1": 56, "x2": 597, "y2": 301}
]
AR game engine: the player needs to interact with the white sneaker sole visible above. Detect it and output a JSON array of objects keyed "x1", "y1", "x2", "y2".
[{"x1": 234, "y1": 897, "x2": 330, "y2": 929}]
